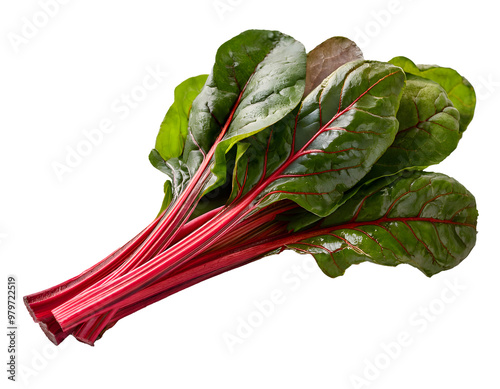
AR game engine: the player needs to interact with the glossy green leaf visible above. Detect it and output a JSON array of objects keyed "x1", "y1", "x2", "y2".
[
  {"x1": 252, "y1": 60, "x2": 406, "y2": 217},
  {"x1": 182, "y1": 29, "x2": 306, "y2": 193},
  {"x1": 153, "y1": 75, "x2": 208, "y2": 162},
  {"x1": 304, "y1": 36, "x2": 363, "y2": 96},
  {"x1": 389, "y1": 56, "x2": 476, "y2": 132},
  {"x1": 150, "y1": 30, "x2": 306, "y2": 216},
  {"x1": 287, "y1": 171, "x2": 477, "y2": 278},
  {"x1": 286, "y1": 73, "x2": 463, "y2": 232},
  {"x1": 228, "y1": 111, "x2": 295, "y2": 202},
  {"x1": 149, "y1": 74, "x2": 207, "y2": 205},
  {"x1": 364, "y1": 74, "x2": 461, "y2": 180}
]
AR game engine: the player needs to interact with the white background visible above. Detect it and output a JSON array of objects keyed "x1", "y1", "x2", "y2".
[{"x1": 1, "y1": 0, "x2": 498, "y2": 388}]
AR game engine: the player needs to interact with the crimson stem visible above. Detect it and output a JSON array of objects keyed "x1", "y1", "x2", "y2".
[{"x1": 49, "y1": 96, "x2": 364, "y2": 332}]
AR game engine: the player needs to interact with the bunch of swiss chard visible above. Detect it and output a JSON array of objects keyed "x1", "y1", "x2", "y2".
[{"x1": 25, "y1": 30, "x2": 478, "y2": 346}]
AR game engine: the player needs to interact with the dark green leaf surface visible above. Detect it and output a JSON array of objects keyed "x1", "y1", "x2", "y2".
[
  {"x1": 364, "y1": 74, "x2": 461, "y2": 180},
  {"x1": 254, "y1": 60, "x2": 406, "y2": 216},
  {"x1": 389, "y1": 56, "x2": 476, "y2": 132},
  {"x1": 150, "y1": 30, "x2": 306, "y2": 213},
  {"x1": 182, "y1": 30, "x2": 306, "y2": 193},
  {"x1": 286, "y1": 73, "x2": 463, "y2": 232},
  {"x1": 287, "y1": 171, "x2": 477, "y2": 278},
  {"x1": 228, "y1": 112, "x2": 295, "y2": 202}
]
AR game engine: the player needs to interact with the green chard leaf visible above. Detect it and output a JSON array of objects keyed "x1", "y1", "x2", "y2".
[
  {"x1": 286, "y1": 71, "x2": 464, "y2": 232},
  {"x1": 153, "y1": 74, "x2": 209, "y2": 162},
  {"x1": 225, "y1": 35, "x2": 365, "y2": 207},
  {"x1": 287, "y1": 171, "x2": 478, "y2": 278},
  {"x1": 185, "y1": 29, "x2": 307, "y2": 194},
  {"x1": 148, "y1": 75, "x2": 208, "y2": 213},
  {"x1": 232, "y1": 60, "x2": 406, "y2": 217},
  {"x1": 363, "y1": 73, "x2": 461, "y2": 180},
  {"x1": 389, "y1": 56, "x2": 476, "y2": 133},
  {"x1": 150, "y1": 30, "x2": 307, "y2": 213},
  {"x1": 148, "y1": 74, "x2": 207, "y2": 186}
]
